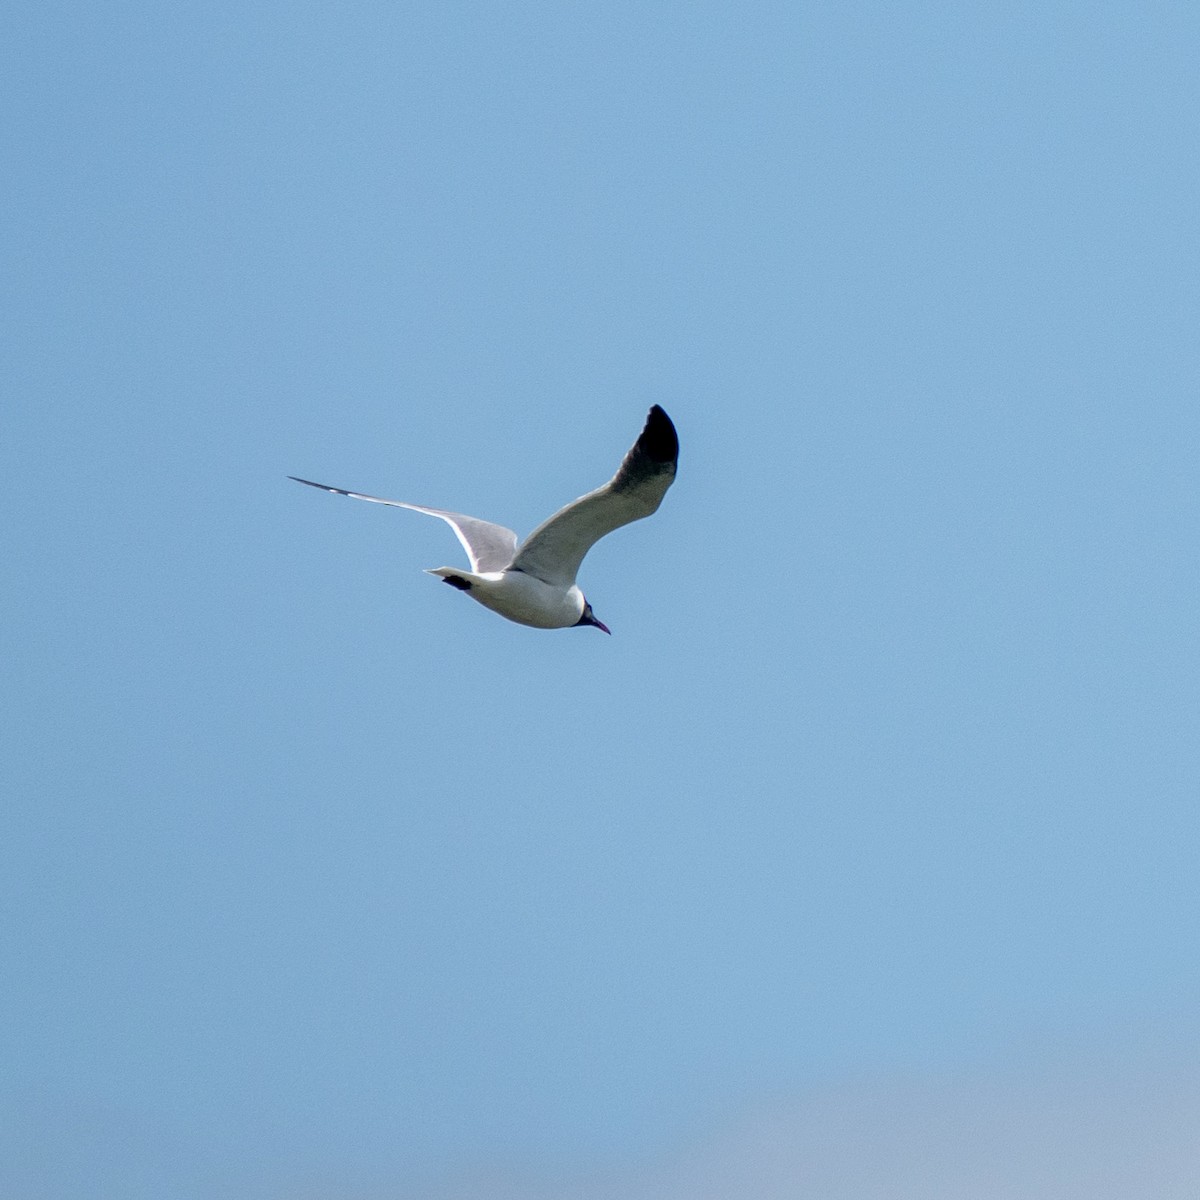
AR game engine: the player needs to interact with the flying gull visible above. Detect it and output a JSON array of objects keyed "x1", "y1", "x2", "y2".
[{"x1": 290, "y1": 406, "x2": 679, "y2": 634}]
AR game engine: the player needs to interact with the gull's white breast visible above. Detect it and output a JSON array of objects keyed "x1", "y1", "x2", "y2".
[{"x1": 445, "y1": 569, "x2": 586, "y2": 629}]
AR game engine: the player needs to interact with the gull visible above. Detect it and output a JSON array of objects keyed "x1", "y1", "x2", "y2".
[{"x1": 290, "y1": 405, "x2": 678, "y2": 634}]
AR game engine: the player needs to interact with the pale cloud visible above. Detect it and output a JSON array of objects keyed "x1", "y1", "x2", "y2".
[{"x1": 393, "y1": 1053, "x2": 1200, "y2": 1200}]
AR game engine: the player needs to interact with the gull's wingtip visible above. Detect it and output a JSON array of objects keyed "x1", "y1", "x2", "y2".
[
  {"x1": 289, "y1": 475, "x2": 343, "y2": 495},
  {"x1": 640, "y1": 405, "x2": 679, "y2": 466}
]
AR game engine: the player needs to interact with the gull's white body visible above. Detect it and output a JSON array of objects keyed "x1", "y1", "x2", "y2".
[
  {"x1": 426, "y1": 568, "x2": 587, "y2": 629},
  {"x1": 291, "y1": 405, "x2": 678, "y2": 634}
]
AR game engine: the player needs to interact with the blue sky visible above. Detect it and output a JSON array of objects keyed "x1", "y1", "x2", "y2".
[{"x1": 4, "y1": 1, "x2": 1198, "y2": 1196}]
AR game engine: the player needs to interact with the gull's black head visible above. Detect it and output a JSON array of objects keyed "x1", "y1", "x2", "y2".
[{"x1": 574, "y1": 600, "x2": 611, "y2": 635}]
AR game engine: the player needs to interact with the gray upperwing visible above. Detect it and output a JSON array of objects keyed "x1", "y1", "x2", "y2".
[
  {"x1": 288, "y1": 477, "x2": 518, "y2": 572},
  {"x1": 509, "y1": 405, "x2": 678, "y2": 587}
]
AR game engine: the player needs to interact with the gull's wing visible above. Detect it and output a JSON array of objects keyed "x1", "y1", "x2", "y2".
[
  {"x1": 288, "y1": 477, "x2": 517, "y2": 572},
  {"x1": 508, "y1": 406, "x2": 678, "y2": 587}
]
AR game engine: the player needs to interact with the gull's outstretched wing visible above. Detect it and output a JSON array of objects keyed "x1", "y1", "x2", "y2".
[
  {"x1": 508, "y1": 406, "x2": 678, "y2": 587},
  {"x1": 288, "y1": 477, "x2": 517, "y2": 572}
]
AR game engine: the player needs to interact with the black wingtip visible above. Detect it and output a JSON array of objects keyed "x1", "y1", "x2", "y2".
[
  {"x1": 289, "y1": 475, "x2": 342, "y2": 495},
  {"x1": 641, "y1": 406, "x2": 679, "y2": 466}
]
